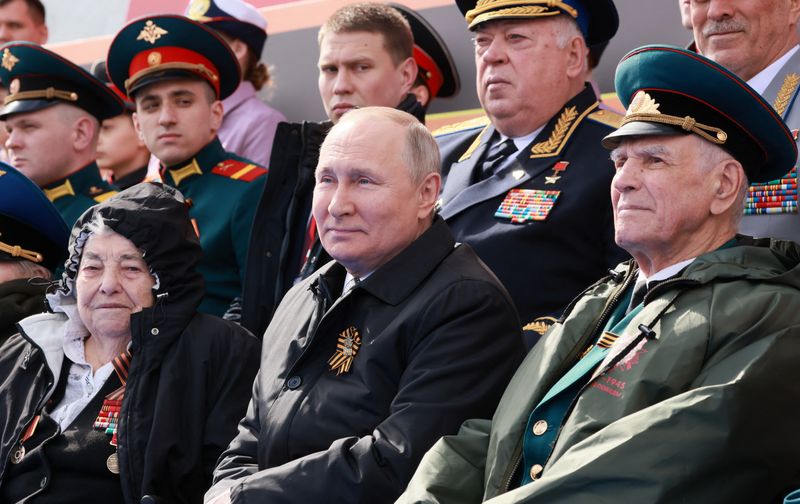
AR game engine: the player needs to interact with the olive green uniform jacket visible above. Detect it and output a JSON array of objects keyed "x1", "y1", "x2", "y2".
[{"x1": 399, "y1": 237, "x2": 800, "y2": 503}]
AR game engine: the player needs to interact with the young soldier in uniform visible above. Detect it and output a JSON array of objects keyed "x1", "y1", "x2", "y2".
[
  {"x1": 106, "y1": 15, "x2": 268, "y2": 318},
  {"x1": 0, "y1": 42, "x2": 122, "y2": 226},
  {"x1": 185, "y1": 0, "x2": 286, "y2": 166}
]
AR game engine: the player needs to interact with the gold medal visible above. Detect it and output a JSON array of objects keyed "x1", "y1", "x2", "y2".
[
  {"x1": 10, "y1": 445, "x2": 25, "y2": 464},
  {"x1": 107, "y1": 452, "x2": 120, "y2": 474}
]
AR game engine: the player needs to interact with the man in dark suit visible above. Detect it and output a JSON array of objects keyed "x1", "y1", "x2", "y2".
[{"x1": 434, "y1": 0, "x2": 628, "y2": 345}]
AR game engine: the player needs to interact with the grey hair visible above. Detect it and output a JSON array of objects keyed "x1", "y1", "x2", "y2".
[
  {"x1": 553, "y1": 14, "x2": 584, "y2": 49},
  {"x1": 694, "y1": 136, "x2": 749, "y2": 227},
  {"x1": 332, "y1": 106, "x2": 440, "y2": 184}
]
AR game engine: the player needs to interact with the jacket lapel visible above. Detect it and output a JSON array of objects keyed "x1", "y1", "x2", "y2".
[
  {"x1": 440, "y1": 87, "x2": 600, "y2": 221},
  {"x1": 439, "y1": 124, "x2": 493, "y2": 210}
]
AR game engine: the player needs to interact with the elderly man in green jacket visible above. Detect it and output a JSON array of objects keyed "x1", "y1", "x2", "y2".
[{"x1": 398, "y1": 44, "x2": 800, "y2": 503}]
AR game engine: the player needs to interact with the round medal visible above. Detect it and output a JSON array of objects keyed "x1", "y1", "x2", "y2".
[
  {"x1": 107, "y1": 452, "x2": 120, "y2": 474},
  {"x1": 10, "y1": 445, "x2": 25, "y2": 464}
]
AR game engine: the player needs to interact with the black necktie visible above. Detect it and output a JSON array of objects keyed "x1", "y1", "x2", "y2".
[
  {"x1": 480, "y1": 138, "x2": 517, "y2": 180},
  {"x1": 625, "y1": 282, "x2": 647, "y2": 315}
]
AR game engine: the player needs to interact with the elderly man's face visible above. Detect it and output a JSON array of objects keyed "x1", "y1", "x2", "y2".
[
  {"x1": 610, "y1": 135, "x2": 721, "y2": 258},
  {"x1": 679, "y1": 0, "x2": 693, "y2": 29},
  {"x1": 0, "y1": 0, "x2": 47, "y2": 45},
  {"x1": 692, "y1": 0, "x2": 800, "y2": 81},
  {"x1": 318, "y1": 31, "x2": 415, "y2": 124},
  {"x1": 76, "y1": 231, "x2": 155, "y2": 341},
  {"x1": 473, "y1": 18, "x2": 581, "y2": 137},
  {"x1": 133, "y1": 79, "x2": 222, "y2": 166},
  {"x1": 313, "y1": 118, "x2": 430, "y2": 277}
]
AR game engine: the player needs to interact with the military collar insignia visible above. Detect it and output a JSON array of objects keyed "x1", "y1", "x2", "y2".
[
  {"x1": 772, "y1": 72, "x2": 800, "y2": 117},
  {"x1": 523, "y1": 316, "x2": 557, "y2": 336},
  {"x1": 0, "y1": 169, "x2": 5, "y2": 176},
  {"x1": 530, "y1": 104, "x2": 595, "y2": 159},
  {"x1": 169, "y1": 159, "x2": 203, "y2": 186},
  {"x1": 2, "y1": 48, "x2": 18, "y2": 71},
  {"x1": 43, "y1": 179, "x2": 76, "y2": 202},
  {"x1": 328, "y1": 326, "x2": 362, "y2": 375},
  {"x1": 137, "y1": 20, "x2": 169, "y2": 44}
]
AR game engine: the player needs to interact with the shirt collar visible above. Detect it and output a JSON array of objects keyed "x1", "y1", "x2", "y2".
[
  {"x1": 747, "y1": 45, "x2": 800, "y2": 95},
  {"x1": 222, "y1": 81, "x2": 256, "y2": 114},
  {"x1": 635, "y1": 257, "x2": 696, "y2": 291},
  {"x1": 343, "y1": 271, "x2": 373, "y2": 295},
  {"x1": 498, "y1": 126, "x2": 544, "y2": 153}
]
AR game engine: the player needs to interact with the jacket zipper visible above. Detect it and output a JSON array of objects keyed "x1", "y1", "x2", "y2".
[{"x1": 500, "y1": 268, "x2": 635, "y2": 493}]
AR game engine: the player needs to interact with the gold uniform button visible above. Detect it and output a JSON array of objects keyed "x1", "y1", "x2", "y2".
[
  {"x1": 530, "y1": 464, "x2": 543, "y2": 480},
  {"x1": 532, "y1": 420, "x2": 548, "y2": 436}
]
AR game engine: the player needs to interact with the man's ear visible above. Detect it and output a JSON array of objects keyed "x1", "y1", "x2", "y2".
[
  {"x1": 131, "y1": 112, "x2": 146, "y2": 143},
  {"x1": 398, "y1": 57, "x2": 418, "y2": 96},
  {"x1": 417, "y1": 172, "x2": 442, "y2": 219},
  {"x1": 73, "y1": 115, "x2": 97, "y2": 151},
  {"x1": 709, "y1": 159, "x2": 745, "y2": 216},
  {"x1": 564, "y1": 35, "x2": 588, "y2": 80},
  {"x1": 210, "y1": 100, "x2": 224, "y2": 133}
]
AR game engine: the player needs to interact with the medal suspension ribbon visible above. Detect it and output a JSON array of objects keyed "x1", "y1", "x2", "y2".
[{"x1": 93, "y1": 349, "x2": 132, "y2": 474}]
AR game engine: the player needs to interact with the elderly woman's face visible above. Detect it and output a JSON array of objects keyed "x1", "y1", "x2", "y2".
[{"x1": 76, "y1": 231, "x2": 155, "y2": 340}]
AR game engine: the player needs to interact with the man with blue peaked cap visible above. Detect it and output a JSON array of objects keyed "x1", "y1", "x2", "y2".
[
  {"x1": 106, "y1": 14, "x2": 268, "y2": 319},
  {"x1": 0, "y1": 42, "x2": 123, "y2": 226},
  {"x1": 432, "y1": 0, "x2": 628, "y2": 347},
  {"x1": 399, "y1": 45, "x2": 800, "y2": 503},
  {"x1": 0, "y1": 163, "x2": 68, "y2": 343}
]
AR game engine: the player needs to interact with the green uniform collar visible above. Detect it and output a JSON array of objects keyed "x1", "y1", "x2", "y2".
[
  {"x1": 162, "y1": 137, "x2": 226, "y2": 187},
  {"x1": 41, "y1": 162, "x2": 109, "y2": 203}
]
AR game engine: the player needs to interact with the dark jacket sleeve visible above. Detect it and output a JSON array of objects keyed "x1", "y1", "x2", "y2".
[
  {"x1": 209, "y1": 279, "x2": 525, "y2": 504},
  {"x1": 200, "y1": 324, "x2": 262, "y2": 482}
]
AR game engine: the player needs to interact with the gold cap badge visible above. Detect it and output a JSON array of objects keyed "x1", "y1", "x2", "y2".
[
  {"x1": 2, "y1": 48, "x2": 18, "y2": 71},
  {"x1": 137, "y1": 20, "x2": 168, "y2": 45}
]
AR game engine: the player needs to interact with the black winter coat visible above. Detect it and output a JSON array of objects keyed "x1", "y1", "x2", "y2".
[
  {"x1": 0, "y1": 184, "x2": 260, "y2": 504},
  {"x1": 240, "y1": 94, "x2": 427, "y2": 338},
  {"x1": 208, "y1": 217, "x2": 525, "y2": 504}
]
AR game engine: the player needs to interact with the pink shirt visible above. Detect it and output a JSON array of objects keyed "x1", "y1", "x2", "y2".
[{"x1": 219, "y1": 81, "x2": 286, "y2": 166}]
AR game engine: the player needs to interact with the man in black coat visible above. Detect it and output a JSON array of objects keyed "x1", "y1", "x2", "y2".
[
  {"x1": 240, "y1": 2, "x2": 430, "y2": 337},
  {"x1": 205, "y1": 107, "x2": 525, "y2": 504},
  {"x1": 434, "y1": 0, "x2": 629, "y2": 346}
]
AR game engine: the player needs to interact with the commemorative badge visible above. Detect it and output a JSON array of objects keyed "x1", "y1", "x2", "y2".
[
  {"x1": 328, "y1": 326, "x2": 361, "y2": 375},
  {"x1": 495, "y1": 188, "x2": 561, "y2": 223},
  {"x1": 11, "y1": 414, "x2": 41, "y2": 464}
]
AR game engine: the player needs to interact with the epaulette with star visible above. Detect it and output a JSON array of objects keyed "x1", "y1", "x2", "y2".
[
  {"x1": 211, "y1": 159, "x2": 268, "y2": 182},
  {"x1": 587, "y1": 108, "x2": 624, "y2": 129},
  {"x1": 432, "y1": 115, "x2": 491, "y2": 137}
]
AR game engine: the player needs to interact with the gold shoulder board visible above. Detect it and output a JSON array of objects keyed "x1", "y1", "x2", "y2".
[{"x1": 588, "y1": 108, "x2": 624, "y2": 129}]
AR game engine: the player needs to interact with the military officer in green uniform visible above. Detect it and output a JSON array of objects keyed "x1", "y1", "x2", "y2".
[
  {"x1": 106, "y1": 15, "x2": 268, "y2": 318},
  {"x1": 399, "y1": 45, "x2": 800, "y2": 503},
  {"x1": 0, "y1": 42, "x2": 123, "y2": 226}
]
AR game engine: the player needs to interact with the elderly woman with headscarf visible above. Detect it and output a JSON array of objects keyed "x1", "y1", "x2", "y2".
[{"x1": 0, "y1": 183, "x2": 260, "y2": 503}]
